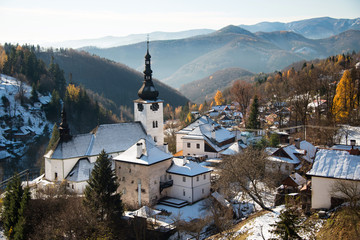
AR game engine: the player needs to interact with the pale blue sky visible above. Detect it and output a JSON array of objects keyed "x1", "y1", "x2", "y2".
[{"x1": 1, "y1": 0, "x2": 359, "y2": 43}]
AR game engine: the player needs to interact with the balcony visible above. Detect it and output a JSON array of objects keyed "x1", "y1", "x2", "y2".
[{"x1": 160, "y1": 180, "x2": 173, "y2": 192}]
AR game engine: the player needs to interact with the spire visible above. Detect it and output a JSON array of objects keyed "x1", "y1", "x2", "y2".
[
  {"x1": 59, "y1": 106, "x2": 72, "y2": 142},
  {"x1": 137, "y1": 37, "x2": 159, "y2": 101}
]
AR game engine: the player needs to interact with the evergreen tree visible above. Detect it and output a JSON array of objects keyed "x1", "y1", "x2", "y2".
[
  {"x1": 46, "y1": 123, "x2": 60, "y2": 153},
  {"x1": 246, "y1": 95, "x2": 260, "y2": 129},
  {"x1": 269, "y1": 133, "x2": 280, "y2": 147},
  {"x1": 270, "y1": 208, "x2": 302, "y2": 240},
  {"x1": 30, "y1": 84, "x2": 38, "y2": 104},
  {"x1": 2, "y1": 174, "x2": 30, "y2": 240},
  {"x1": 13, "y1": 187, "x2": 30, "y2": 240},
  {"x1": 84, "y1": 150, "x2": 123, "y2": 222}
]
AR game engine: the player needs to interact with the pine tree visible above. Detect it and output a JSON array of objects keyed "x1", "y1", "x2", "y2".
[
  {"x1": 84, "y1": 150, "x2": 123, "y2": 222},
  {"x1": 30, "y1": 84, "x2": 38, "y2": 104},
  {"x1": 2, "y1": 174, "x2": 30, "y2": 240},
  {"x1": 13, "y1": 187, "x2": 30, "y2": 240},
  {"x1": 46, "y1": 123, "x2": 60, "y2": 153},
  {"x1": 270, "y1": 208, "x2": 302, "y2": 240},
  {"x1": 246, "y1": 95, "x2": 260, "y2": 129}
]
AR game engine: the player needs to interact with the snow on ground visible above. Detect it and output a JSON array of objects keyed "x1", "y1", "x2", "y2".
[
  {"x1": 235, "y1": 205, "x2": 285, "y2": 240},
  {"x1": 154, "y1": 199, "x2": 211, "y2": 224},
  {"x1": 336, "y1": 125, "x2": 360, "y2": 145}
]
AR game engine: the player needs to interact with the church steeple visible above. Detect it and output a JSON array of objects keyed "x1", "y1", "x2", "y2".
[
  {"x1": 137, "y1": 38, "x2": 159, "y2": 101},
  {"x1": 59, "y1": 106, "x2": 72, "y2": 142}
]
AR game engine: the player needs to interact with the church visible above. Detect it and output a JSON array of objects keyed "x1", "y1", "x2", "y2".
[{"x1": 44, "y1": 41, "x2": 211, "y2": 207}]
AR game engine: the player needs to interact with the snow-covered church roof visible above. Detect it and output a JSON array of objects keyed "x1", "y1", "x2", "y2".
[
  {"x1": 66, "y1": 158, "x2": 94, "y2": 182},
  {"x1": 307, "y1": 149, "x2": 360, "y2": 180},
  {"x1": 113, "y1": 138, "x2": 172, "y2": 165},
  {"x1": 46, "y1": 122, "x2": 149, "y2": 159}
]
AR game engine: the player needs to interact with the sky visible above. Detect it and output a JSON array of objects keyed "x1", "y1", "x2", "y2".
[{"x1": 1, "y1": 0, "x2": 359, "y2": 44}]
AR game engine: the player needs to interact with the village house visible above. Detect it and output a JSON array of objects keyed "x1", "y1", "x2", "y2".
[
  {"x1": 175, "y1": 115, "x2": 235, "y2": 158},
  {"x1": 44, "y1": 42, "x2": 211, "y2": 207},
  {"x1": 307, "y1": 146, "x2": 360, "y2": 209}
]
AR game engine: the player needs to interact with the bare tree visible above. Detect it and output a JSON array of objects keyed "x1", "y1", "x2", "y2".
[
  {"x1": 176, "y1": 216, "x2": 211, "y2": 240},
  {"x1": 230, "y1": 80, "x2": 254, "y2": 114},
  {"x1": 219, "y1": 147, "x2": 277, "y2": 211},
  {"x1": 331, "y1": 180, "x2": 360, "y2": 209}
]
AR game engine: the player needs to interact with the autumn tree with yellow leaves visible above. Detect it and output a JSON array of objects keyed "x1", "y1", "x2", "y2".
[
  {"x1": 332, "y1": 70, "x2": 358, "y2": 122},
  {"x1": 214, "y1": 90, "x2": 225, "y2": 106}
]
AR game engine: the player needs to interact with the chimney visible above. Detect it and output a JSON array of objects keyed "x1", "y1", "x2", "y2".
[
  {"x1": 294, "y1": 138, "x2": 301, "y2": 149},
  {"x1": 136, "y1": 142, "x2": 143, "y2": 158},
  {"x1": 350, "y1": 140, "x2": 356, "y2": 149},
  {"x1": 163, "y1": 143, "x2": 169, "y2": 153}
]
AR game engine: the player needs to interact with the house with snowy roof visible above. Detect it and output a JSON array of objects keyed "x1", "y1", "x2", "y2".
[
  {"x1": 175, "y1": 115, "x2": 235, "y2": 158},
  {"x1": 307, "y1": 148, "x2": 360, "y2": 209},
  {"x1": 44, "y1": 43, "x2": 211, "y2": 207}
]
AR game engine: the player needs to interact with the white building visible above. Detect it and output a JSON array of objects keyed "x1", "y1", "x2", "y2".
[
  {"x1": 176, "y1": 116, "x2": 235, "y2": 158},
  {"x1": 44, "y1": 42, "x2": 211, "y2": 207},
  {"x1": 307, "y1": 148, "x2": 360, "y2": 209}
]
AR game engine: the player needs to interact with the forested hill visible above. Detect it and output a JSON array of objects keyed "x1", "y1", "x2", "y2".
[{"x1": 36, "y1": 49, "x2": 189, "y2": 109}]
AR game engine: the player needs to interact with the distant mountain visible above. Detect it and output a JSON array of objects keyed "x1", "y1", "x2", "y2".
[
  {"x1": 81, "y1": 26, "x2": 360, "y2": 89},
  {"x1": 36, "y1": 49, "x2": 188, "y2": 110},
  {"x1": 179, "y1": 68, "x2": 254, "y2": 103},
  {"x1": 240, "y1": 17, "x2": 360, "y2": 39},
  {"x1": 42, "y1": 29, "x2": 214, "y2": 49}
]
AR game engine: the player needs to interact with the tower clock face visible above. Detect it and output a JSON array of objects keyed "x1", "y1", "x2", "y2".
[
  {"x1": 150, "y1": 103, "x2": 159, "y2": 111},
  {"x1": 137, "y1": 103, "x2": 144, "y2": 111}
]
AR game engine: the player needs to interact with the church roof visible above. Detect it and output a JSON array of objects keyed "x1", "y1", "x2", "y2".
[
  {"x1": 114, "y1": 138, "x2": 172, "y2": 165},
  {"x1": 65, "y1": 158, "x2": 94, "y2": 182},
  {"x1": 47, "y1": 122, "x2": 148, "y2": 159}
]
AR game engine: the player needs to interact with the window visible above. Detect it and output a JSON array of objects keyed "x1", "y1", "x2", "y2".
[
  {"x1": 122, "y1": 177, "x2": 125, "y2": 181},
  {"x1": 183, "y1": 190, "x2": 186, "y2": 196},
  {"x1": 154, "y1": 136, "x2": 157, "y2": 142},
  {"x1": 129, "y1": 168, "x2": 131, "y2": 173},
  {"x1": 54, "y1": 172, "x2": 58, "y2": 179},
  {"x1": 196, "y1": 176, "x2": 199, "y2": 181},
  {"x1": 169, "y1": 175, "x2": 172, "y2": 180},
  {"x1": 153, "y1": 121, "x2": 158, "y2": 128},
  {"x1": 72, "y1": 184, "x2": 74, "y2": 189},
  {"x1": 187, "y1": 143, "x2": 191, "y2": 148},
  {"x1": 202, "y1": 188, "x2": 204, "y2": 194},
  {"x1": 183, "y1": 176, "x2": 186, "y2": 182},
  {"x1": 204, "y1": 174, "x2": 206, "y2": 180},
  {"x1": 196, "y1": 143, "x2": 200, "y2": 149}
]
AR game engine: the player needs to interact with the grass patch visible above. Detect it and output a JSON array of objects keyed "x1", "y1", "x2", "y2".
[{"x1": 316, "y1": 207, "x2": 360, "y2": 240}]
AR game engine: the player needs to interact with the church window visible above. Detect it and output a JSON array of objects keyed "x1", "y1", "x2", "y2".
[
  {"x1": 183, "y1": 190, "x2": 186, "y2": 196},
  {"x1": 150, "y1": 103, "x2": 159, "y2": 111},
  {"x1": 196, "y1": 143, "x2": 200, "y2": 149},
  {"x1": 169, "y1": 174, "x2": 172, "y2": 180},
  {"x1": 196, "y1": 176, "x2": 199, "y2": 181},
  {"x1": 183, "y1": 176, "x2": 186, "y2": 182},
  {"x1": 153, "y1": 121, "x2": 158, "y2": 128},
  {"x1": 54, "y1": 172, "x2": 58, "y2": 180},
  {"x1": 187, "y1": 143, "x2": 191, "y2": 148},
  {"x1": 202, "y1": 188, "x2": 204, "y2": 194},
  {"x1": 137, "y1": 103, "x2": 144, "y2": 111},
  {"x1": 204, "y1": 174, "x2": 206, "y2": 180},
  {"x1": 154, "y1": 136, "x2": 157, "y2": 142}
]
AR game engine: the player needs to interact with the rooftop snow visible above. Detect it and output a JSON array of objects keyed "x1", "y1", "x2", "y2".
[
  {"x1": 49, "y1": 122, "x2": 148, "y2": 159},
  {"x1": 307, "y1": 149, "x2": 360, "y2": 180},
  {"x1": 66, "y1": 158, "x2": 94, "y2": 182},
  {"x1": 114, "y1": 138, "x2": 172, "y2": 165},
  {"x1": 167, "y1": 158, "x2": 212, "y2": 176}
]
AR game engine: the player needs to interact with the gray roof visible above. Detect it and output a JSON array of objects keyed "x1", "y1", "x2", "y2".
[
  {"x1": 66, "y1": 158, "x2": 94, "y2": 182},
  {"x1": 49, "y1": 122, "x2": 147, "y2": 159}
]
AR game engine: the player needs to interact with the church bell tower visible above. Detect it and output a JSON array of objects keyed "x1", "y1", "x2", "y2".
[{"x1": 134, "y1": 39, "x2": 164, "y2": 146}]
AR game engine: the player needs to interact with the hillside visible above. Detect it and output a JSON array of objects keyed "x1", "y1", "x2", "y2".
[
  {"x1": 240, "y1": 17, "x2": 360, "y2": 39},
  {"x1": 179, "y1": 67, "x2": 254, "y2": 103},
  {"x1": 0, "y1": 74, "x2": 51, "y2": 179},
  {"x1": 36, "y1": 49, "x2": 189, "y2": 110},
  {"x1": 82, "y1": 26, "x2": 360, "y2": 89}
]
